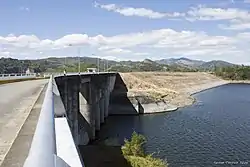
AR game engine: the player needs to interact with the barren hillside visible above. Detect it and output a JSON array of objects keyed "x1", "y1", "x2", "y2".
[{"x1": 120, "y1": 72, "x2": 227, "y2": 108}]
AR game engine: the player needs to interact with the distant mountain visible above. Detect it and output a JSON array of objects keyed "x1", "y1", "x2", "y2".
[
  {"x1": 155, "y1": 57, "x2": 237, "y2": 70},
  {"x1": 43, "y1": 56, "x2": 117, "y2": 66},
  {"x1": 0, "y1": 56, "x2": 238, "y2": 74},
  {"x1": 156, "y1": 57, "x2": 205, "y2": 68},
  {"x1": 143, "y1": 58, "x2": 157, "y2": 64},
  {"x1": 199, "y1": 60, "x2": 235, "y2": 70}
]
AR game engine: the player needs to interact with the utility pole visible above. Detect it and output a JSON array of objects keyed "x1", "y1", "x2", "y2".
[
  {"x1": 98, "y1": 57, "x2": 100, "y2": 73},
  {"x1": 106, "y1": 60, "x2": 109, "y2": 72},
  {"x1": 92, "y1": 54, "x2": 99, "y2": 73},
  {"x1": 103, "y1": 59, "x2": 105, "y2": 72},
  {"x1": 67, "y1": 44, "x2": 73, "y2": 75},
  {"x1": 78, "y1": 48, "x2": 81, "y2": 74},
  {"x1": 64, "y1": 56, "x2": 67, "y2": 66},
  {"x1": 21, "y1": 61, "x2": 23, "y2": 74},
  {"x1": 64, "y1": 55, "x2": 67, "y2": 75}
]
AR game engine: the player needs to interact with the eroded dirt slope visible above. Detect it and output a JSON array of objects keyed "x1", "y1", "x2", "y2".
[{"x1": 120, "y1": 72, "x2": 226, "y2": 107}]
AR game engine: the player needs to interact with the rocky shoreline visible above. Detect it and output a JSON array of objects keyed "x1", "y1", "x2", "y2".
[
  {"x1": 117, "y1": 73, "x2": 250, "y2": 115},
  {"x1": 127, "y1": 80, "x2": 232, "y2": 114},
  {"x1": 229, "y1": 80, "x2": 250, "y2": 84}
]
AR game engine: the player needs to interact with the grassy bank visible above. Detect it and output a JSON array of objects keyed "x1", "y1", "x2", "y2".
[
  {"x1": 122, "y1": 132, "x2": 168, "y2": 167},
  {"x1": 120, "y1": 72, "x2": 226, "y2": 108},
  {"x1": 0, "y1": 77, "x2": 49, "y2": 85}
]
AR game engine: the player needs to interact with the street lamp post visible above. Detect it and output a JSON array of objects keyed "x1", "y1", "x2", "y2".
[
  {"x1": 106, "y1": 59, "x2": 109, "y2": 72},
  {"x1": 98, "y1": 57, "x2": 99, "y2": 73},
  {"x1": 67, "y1": 44, "x2": 81, "y2": 74},
  {"x1": 93, "y1": 54, "x2": 99, "y2": 73},
  {"x1": 78, "y1": 48, "x2": 81, "y2": 74},
  {"x1": 103, "y1": 59, "x2": 105, "y2": 72}
]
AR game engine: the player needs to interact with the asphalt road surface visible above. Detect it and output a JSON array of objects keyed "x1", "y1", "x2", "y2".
[{"x1": 0, "y1": 79, "x2": 48, "y2": 165}]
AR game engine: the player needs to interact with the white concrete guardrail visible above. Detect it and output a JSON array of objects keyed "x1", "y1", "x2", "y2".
[
  {"x1": 0, "y1": 73, "x2": 36, "y2": 80},
  {"x1": 23, "y1": 75, "x2": 83, "y2": 167}
]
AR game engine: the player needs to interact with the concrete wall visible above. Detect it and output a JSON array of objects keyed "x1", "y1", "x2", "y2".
[
  {"x1": 0, "y1": 74, "x2": 36, "y2": 80},
  {"x1": 55, "y1": 73, "x2": 117, "y2": 145},
  {"x1": 108, "y1": 73, "x2": 139, "y2": 115}
]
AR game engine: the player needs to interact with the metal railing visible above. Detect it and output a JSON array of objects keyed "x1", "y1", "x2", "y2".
[{"x1": 23, "y1": 76, "x2": 71, "y2": 167}]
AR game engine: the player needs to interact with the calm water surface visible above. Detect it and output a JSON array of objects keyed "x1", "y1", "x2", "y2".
[{"x1": 101, "y1": 84, "x2": 250, "y2": 167}]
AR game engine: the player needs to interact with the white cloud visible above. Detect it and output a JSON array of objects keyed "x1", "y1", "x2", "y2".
[
  {"x1": 152, "y1": 30, "x2": 236, "y2": 50},
  {"x1": 186, "y1": 6, "x2": 250, "y2": 30},
  {"x1": 187, "y1": 6, "x2": 250, "y2": 21},
  {"x1": 220, "y1": 22, "x2": 250, "y2": 30},
  {"x1": 19, "y1": 7, "x2": 30, "y2": 11},
  {"x1": 244, "y1": 0, "x2": 250, "y2": 3},
  {"x1": 54, "y1": 34, "x2": 89, "y2": 46},
  {"x1": 185, "y1": 4, "x2": 250, "y2": 31},
  {"x1": 94, "y1": 2, "x2": 250, "y2": 30},
  {"x1": 98, "y1": 46, "x2": 113, "y2": 51},
  {"x1": 133, "y1": 52, "x2": 149, "y2": 56},
  {"x1": 237, "y1": 32, "x2": 250, "y2": 39},
  {"x1": 101, "y1": 56, "x2": 118, "y2": 60},
  {"x1": 103, "y1": 48, "x2": 132, "y2": 54},
  {"x1": 94, "y1": 2, "x2": 250, "y2": 22},
  {"x1": 94, "y1": 2, "x2": 250, "y2": 23},
  {"x1": 0, "y1": 51, "x2": 11, "y2": 58},
  {"x1": 0, "y1": 28, "x2": 249, "y2": 64},
  {"x1": 94, "y1": 2, "x2": 185, "y2": 19}
]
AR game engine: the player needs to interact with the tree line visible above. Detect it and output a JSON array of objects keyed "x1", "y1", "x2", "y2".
[
  {"x1": 1, "y1": 57, "x2": 250, "y2": 80},
  {"x1": 0, "y1": 57, "x2": 198, "y2": 74},
  {"x1": 0, "y1": 57, "x2": 97, "y2": 74},
  {"x1": 214, "y1": 65, "x2": 250, "y2": 80}
]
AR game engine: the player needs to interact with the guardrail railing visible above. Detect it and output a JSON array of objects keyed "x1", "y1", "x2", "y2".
[
  {"x1": 23, "y1": 72, "x2": 113, "y2": 167},
  {"x1": 0, "y1": 73, "x2": 37, "y2": 80},
  {"x1": 23, "y1": 75, "x2": 71, "y2": 167}
]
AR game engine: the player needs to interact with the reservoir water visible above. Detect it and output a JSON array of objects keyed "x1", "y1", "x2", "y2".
[{"x1": 100, "y1": 84, "x2": 250, "y2": 167}]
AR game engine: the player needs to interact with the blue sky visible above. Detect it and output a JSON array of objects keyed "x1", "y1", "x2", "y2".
[{"x1": 0, "y1": 0, "x2": 250, "y2": 64}]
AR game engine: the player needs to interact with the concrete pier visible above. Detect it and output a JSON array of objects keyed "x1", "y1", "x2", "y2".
[
  {"x1": 79, "y1": 81, "x2": 94, "y2": 142},
  {"x1": 92, "y1": 86, "x2": 100, "y2": 131},
  {"x1": 3, "y1": 72, "x2": 144, "y2": 167},
  {"x1": 55, "y1": 73, "x2": 117, "y2": 143},
  {"x1": 104, "y1": 89, "x2": 109, "y2": 118},
  {"x1": 100, "y1": 91, "x2": 105, "y2": 124}
]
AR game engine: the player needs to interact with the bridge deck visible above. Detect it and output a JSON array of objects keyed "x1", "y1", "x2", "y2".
[{"x1": 0, "y1": 80, "x2": 47, "y2": 166}]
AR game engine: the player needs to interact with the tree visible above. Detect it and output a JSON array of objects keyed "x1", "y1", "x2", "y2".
[
  {"x1": 214, "y1": 65, "x2": 250, "y2": 80},
  {"x1": 122, "y1": 131, "x2": 146, "y2": 157},
  {"x1": 122, "y1": 131, "x2": 168, "y2": 167}
]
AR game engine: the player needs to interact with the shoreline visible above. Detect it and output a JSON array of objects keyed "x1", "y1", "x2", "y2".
[
  {"x1": 140, "y1": 102, "x2": 178, "y2": 114},
  {"x1": 188, "y1": 80, "x2": 230, "y2": 96},
  {"x1": 229, "y1": 80, "x2": 250, "y2": 84},
  {"x1": 132, "y1": 80, "x2": 235, "y2": 114},
  {"x1": 121, "y1": 72, "x2": 250, "y2": 115}
]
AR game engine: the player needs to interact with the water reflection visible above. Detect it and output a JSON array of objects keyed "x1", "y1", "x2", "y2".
[{"x1": 101, "y1": 84, "x2": 250, "y2": 167}]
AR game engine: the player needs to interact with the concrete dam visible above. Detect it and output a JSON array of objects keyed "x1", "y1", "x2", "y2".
[
  {"x1": 21, "y1": 72, "x2": 146, "y2": 167},
  {"x1": 55, "y1": 72, "x2": 140, "y2": 146}
]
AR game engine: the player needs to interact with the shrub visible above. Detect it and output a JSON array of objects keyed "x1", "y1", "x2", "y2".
[
  {"x1": 122, "y1": 131, "x2": 146, "y2": 157},
  {"x1": 126, "y1": 155, "x2": 167, "y2": 167},
  {"x1": 122, "y1": 131, "x2": 168, "y2": 167}
]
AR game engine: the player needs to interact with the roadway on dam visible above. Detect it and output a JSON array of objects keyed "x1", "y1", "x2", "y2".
[{"x1": 0, "y1": 79, "x2": 48, "y2": 166}]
